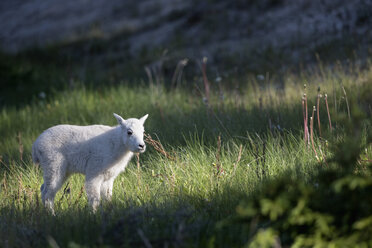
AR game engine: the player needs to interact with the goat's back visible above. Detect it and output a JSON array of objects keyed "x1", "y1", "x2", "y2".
[{"x1": 32, "y1": 124, "x2": 112, "y2": 163}]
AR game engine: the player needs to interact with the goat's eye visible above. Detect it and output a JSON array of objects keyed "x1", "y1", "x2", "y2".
[{"x1": 127, "y1": 130, "x2": 133, "y2": 135}]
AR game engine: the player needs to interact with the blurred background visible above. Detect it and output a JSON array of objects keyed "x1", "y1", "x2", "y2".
[{"x1": 0, "y1": 0, "x2": 371, "y2": 107}]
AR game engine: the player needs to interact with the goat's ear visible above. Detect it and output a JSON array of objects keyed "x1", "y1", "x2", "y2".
[
  {"x1": 113, "y1": 113, "x2": 126, "y2": 126},
  {"x1": 139, "y1": 114, "x2": 149, "y2": 125}
]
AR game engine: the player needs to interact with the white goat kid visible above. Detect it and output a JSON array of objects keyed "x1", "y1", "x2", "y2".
[{"x1": 32, "y1": 113, "x2": 148, "y2": 212}]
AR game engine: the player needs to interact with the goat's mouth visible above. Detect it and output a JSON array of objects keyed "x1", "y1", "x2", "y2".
[{"x1": 137, "y1": 147, "x2": 146, "y2": 153}]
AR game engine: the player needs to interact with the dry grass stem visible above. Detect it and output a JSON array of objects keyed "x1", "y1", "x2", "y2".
[
  {"x1": 310, "y1": 107, "x2": 320, "y2": 162},
  {"x1": 155, "y1": 102, "x2": 166, "y2": 124},
  {"x1": 318, "y1": 144, "x2": 328, "y2": 166},
  {"x1": 58, "y1": 181, "x2": 70, "y2": 205},
  {"x1": 145, "y1": 133, "x2": 175, "y2": 161},
  {"x1": 74, "y1": 185, "x2": 85, "y2": 206},
  {"x1": 360, "y1": 159, "x2": 372, "y2": 163},
  {"x1": 302, "y1": 93, "x2": 309, "y2": 146},
  {"x1": 35, "y1": 190, "x2": 40, "y2": 209},
  {"x1": 136, "y1": 153, "x2": 142, "y2": 186},
  {"x1": 137, "y1": 229, "x2": 153, "y2": 248},
  {"x1": 201, "y1": 57, "x2": 210, "y2": 104},
  {"x1": 144, "y1": 66, "x2": 154, "y2": 87},
  {"x1": 233, "y1": 144, "x2": 243, "y2": 175},
  {"x1": 325, "y1": 94, "x2": 333, "y2": 131},
  {"x1": 342, "y1": 86, "x2": 351, "y2": 120},
  {"x1": 47, "y1": 236, "x2": 60, "y2": 248},
  {"x1": 247, "y1": 137, "x2": 267, "y2": 179},
  {"x1": 17, "y1": 132, "x2": 24, "y2": 162},
  {"x1": 214, "y1": 135, "x2": 224, "y2": 177},
  {"x1": 261, "y1": 141, "x2": 267, "y2": 178},
  {"x1": 17, "y1": 173, "x2": 24, "y2": 205},
  {"x1": 136, "y1": 153, "x2": 140, "y2": 171},
  {"x1": 171, "y1": 58, "x2": 188, "y2": 88},
  {"x1": 305, "y1": 93, "x2": 309, "y2": 145},
  {"x1": 1, "y1": 174, "x2": 7, "y2": 196}
]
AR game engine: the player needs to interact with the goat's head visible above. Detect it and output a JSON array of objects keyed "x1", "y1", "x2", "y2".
[{"x1": 114, "y1": 113, "x2": 148, "y2": 153}]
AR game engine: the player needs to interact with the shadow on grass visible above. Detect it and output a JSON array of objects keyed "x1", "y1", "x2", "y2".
[
  {"x1": 0, "y1": 182, "x2": 255, "y2": 247},
  {"x1": 2, "y1": 156, "x2": 371, "y2": 247}
]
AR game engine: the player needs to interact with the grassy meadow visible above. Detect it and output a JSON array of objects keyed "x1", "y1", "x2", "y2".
[{"x1": 0, "y1": 60, "x2": 371, "y2": 247}]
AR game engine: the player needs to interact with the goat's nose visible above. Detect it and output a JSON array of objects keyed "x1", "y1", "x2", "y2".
[{"x1": 139, "y1": 144, "x2": 145, "y2": 149}]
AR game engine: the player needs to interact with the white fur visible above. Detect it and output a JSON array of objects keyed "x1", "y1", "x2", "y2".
[{"x1": 32, "y1": 113, "x2": 148, "y2": 212}]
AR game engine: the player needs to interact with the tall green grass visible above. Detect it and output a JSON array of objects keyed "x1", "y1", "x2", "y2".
[{"x1": 0, "y1": 62, "x2": 371, "y2": 247}]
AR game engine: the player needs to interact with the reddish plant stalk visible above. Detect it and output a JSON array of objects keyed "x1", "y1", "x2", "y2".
[
  {"x1": 325, "y1": 94, "x2": 332, "y2": 131},
  {"x1": 317, "y1": 93, "x2": 322, "y2": 137}
]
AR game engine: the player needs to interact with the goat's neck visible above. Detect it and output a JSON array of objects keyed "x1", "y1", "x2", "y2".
[{"x1": 111, "y1": 126, "x2": 132, "y2": 159}]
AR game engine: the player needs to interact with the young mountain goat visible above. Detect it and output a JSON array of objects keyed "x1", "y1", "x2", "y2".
[{"x1": 32, "y1": 113, "x2": 148, "y2": 212}]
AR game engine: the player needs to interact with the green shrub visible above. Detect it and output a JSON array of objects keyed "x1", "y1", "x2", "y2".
[{"x1": 229, "y1": 100, "x2": 372, "y2": 247}]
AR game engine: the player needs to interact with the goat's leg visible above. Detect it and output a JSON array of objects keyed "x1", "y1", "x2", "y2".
[
  {"x1": 85, "y1": 175, "x2": 103, "y2": 212},
  {"x1": 41, "y1": 164, "x2": 67, "y2": 214},
  {"x1": 100, "y1": 178, "x2": 115, "y2": 202}
]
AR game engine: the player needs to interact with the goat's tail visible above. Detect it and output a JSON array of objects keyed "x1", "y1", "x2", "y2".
[{"x1": 31, "y1": 143, "x2": 40, "y2": 164}]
